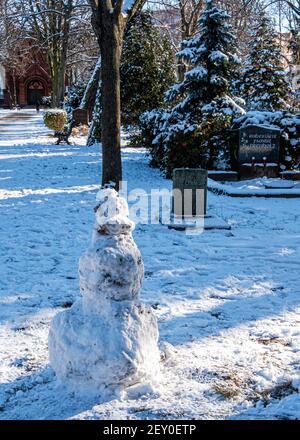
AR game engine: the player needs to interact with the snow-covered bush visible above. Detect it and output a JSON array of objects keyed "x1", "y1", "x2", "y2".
[
  {"x1": 136, "y1": 109, "x2": 168, "y2": 168},
  {"x1": 232, "y1": 111, "x2": 300, "y2": 170},
  {"x1": 140, "y1": 109, "x2": 233, "y2": 176},
  {"x1": 43, "y1": 109, "x2": 68, "y2": 132}
]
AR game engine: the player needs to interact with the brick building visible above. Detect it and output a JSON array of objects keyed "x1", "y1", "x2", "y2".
[{"x1": 0, "y1": 47, "x2": 52, "y2": 108}]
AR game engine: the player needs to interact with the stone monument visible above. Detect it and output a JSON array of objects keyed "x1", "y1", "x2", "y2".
[
  {"x1": 237, "y1": 125, "x2": 281, "y2": 178},
  {"x1": 49, "y1": 188, "x2": 160, "y2": 395}
]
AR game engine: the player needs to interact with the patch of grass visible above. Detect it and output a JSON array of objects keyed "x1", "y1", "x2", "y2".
[
  {"x1": 257, "y1": 337, "x2": 291, "y2": 347},
  {"x1": 212, "y1": 370, "x2": 249, "y2": 399},
  {"x1": 213, "y1": 382, "x2": 241, "y2": 399},
  {"x1": 259, "y1": 380, "x2": 298, "y2": 406}
]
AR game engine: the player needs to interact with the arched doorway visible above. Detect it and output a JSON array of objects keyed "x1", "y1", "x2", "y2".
[{"x1": 27, "y1": 79, "x2": 45, "y2": 105}]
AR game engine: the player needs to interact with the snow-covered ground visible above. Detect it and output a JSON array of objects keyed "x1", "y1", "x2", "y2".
[{"x1": 1, "y1": 110, "x2": 300, "y2": 420}]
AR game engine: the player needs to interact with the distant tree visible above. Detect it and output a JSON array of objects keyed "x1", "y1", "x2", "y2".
[
  {"x1": 4, "y1": 0, "x2": 89, "y2": 108},
  {"x1": 65, "y1": 81, "x2": 86, "y2": 120},
  {"x1": 289, "y1": 27, "x2": 300, "y2": 105},
  {"x1": 121, "y1": 11, "x2": 175, "y2": 128},
  {"x1": 242, "y1": 12, "x2": 292, "y2": 111},
  {"x1": 0, "y1": 0, "x2": 30, "y2": 106},
  {"x1": 87, "y1": 83, "x2": 101, "y2": 146}
]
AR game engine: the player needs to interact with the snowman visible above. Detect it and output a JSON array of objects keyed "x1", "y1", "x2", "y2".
[{"x1": 49, "y1": 188, "x2": 160, "y2": 395}]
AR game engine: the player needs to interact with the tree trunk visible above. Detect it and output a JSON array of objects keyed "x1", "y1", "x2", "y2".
[
  {"x1": 49, "y1": 5, "x2": 70, "y2": 109},
  {"x1": 50, "y1": 53, "x2": 65, "y2": 108},
  {"x1": 12, "y1": 72, "x2": 17, "y2": 107},
  {"x1": 100, "y1": 9, "x2": 124, "y2": 190}
]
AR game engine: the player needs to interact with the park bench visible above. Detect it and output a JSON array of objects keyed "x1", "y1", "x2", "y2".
[{"x1": 55, "y1": 120, "x2": 76, "y2": 145}]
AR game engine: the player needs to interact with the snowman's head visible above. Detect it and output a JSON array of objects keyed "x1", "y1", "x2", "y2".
[{"x1": 94, "y1": 188, "x2": 134, "y2": 235}]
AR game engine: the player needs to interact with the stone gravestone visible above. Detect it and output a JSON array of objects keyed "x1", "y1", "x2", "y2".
[
  {"x1": 72, "y1": 108, "x2": 89, "y2": 126},
  {"x1": 172, "y1": 168, "x2": 207, "y2": 217},
  {"x1": 167, "y1": 168, "x2": 230, "y2": 231},
  {"x1": 238, "y1": 125, "x2": 280, "y2": 178}
]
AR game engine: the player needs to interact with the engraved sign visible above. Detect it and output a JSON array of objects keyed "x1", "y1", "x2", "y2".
[
  {"x1": 172, "y1": 168, "x2": 207, "y2": 217},
  {"x1": 238, "y1": 125, "x2": 280, "y2": 163}
]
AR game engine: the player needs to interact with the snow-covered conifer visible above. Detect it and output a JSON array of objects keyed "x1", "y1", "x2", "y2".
[
  {"x1": 148, "y1": 0, "x2": 244, "y2": 172},
  {"x1": 242, "y1": 13, "x2": 292, "y2": 111},
  {"x1": 87, "y1": 81, "x2": 101, "y2": 146},
  {"x1": 166, "y1": 0, "x2": 242, "y2": 119},
  {"x1": 121, "y1": 11, "x2": 175, "y2": 128}
]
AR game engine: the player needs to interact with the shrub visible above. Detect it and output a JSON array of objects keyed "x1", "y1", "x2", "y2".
[
  {"x1": 43, "y1": 109, "x2": 68, "y2": 132},
  {"x1": 138, "y1": 109, "x2": 233, "y2": 177}
]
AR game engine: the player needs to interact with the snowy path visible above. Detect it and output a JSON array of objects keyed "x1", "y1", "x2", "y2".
[
  {"x1": 0, "y1": 110, "x2": 50, "y2": 143},
  {"x1": 1, "y1": 110, "x2": 300, "y2": 419}
]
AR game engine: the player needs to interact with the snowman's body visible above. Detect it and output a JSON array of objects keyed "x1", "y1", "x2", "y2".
[{"x1": 49, "y1": 189, "x2": 160, "y2": 394}]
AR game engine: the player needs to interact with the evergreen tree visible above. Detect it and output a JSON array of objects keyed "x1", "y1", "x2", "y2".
[
  {"x1": 154, "y1": 0, "x2": 244, "y2": 171},
  {"x1": 87, "y1": 81, "x2": 101, "y2": 146},
  {"x1": 243, "y1": 13, "x2": 292, "y2": 111},
  {"x1": 65, "y1": 81, "x2": 86, "y2": 121},
  {"x1": 121, "y1": 11, "x2": 175, "y2": 128},
  {"x1": 87, "y1": 12, "x2": 175, "y2": 146},
  {"x1": 289, "y1": 27, "x2": 300, "y2": 106}
]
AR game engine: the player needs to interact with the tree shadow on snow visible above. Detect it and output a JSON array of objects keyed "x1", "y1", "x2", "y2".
[
  {"x1": 159, "y1": 285, "x2": 299, "y2": 347},
  {"x1": 0, "y1": 365, "x2": 115, "y2": 420}
]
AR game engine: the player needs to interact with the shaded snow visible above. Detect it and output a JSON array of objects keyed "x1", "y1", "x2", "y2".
[{"x1": 1, "y1": 110, "x2": 300, "y2": 420}]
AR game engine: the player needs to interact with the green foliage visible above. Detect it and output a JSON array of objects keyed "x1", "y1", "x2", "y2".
[
  {"x1": 121, "y1": 11, "x2": 176, "y2": 128},
  {"x1": 139, "y1": 109, "x2": 232, "y2": 177},
  {"x1": 242, "y1": 13, "x2": 292, "y2": 111},
  {"x1": 43, "y1": 109, "x2": 67, "y2": 132}
]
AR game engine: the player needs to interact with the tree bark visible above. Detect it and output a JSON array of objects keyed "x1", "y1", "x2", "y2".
[
  {"x1": 100, "y1": 9, "x2": 124, "y2": 190},
  {"x1": 89, "y1": 0, "x2": 146, "y2": 191},
  {"x1": 50, "y1": 21, "x2": 70, "y2": 108}
]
